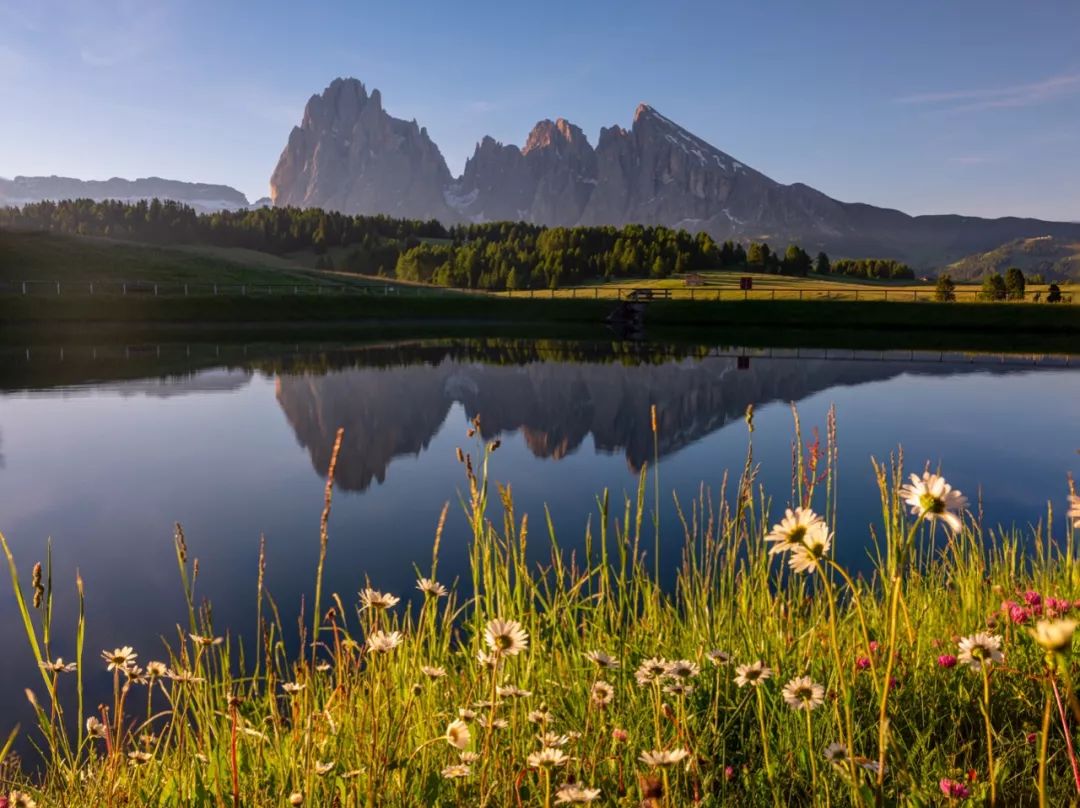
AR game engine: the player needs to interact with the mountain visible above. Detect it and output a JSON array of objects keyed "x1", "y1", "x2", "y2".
[
  {"x1": 271, "y1": 78, "x2": 1080, "y2": 269},
  {"x1": 269, "y1": 77, "x2": 455, "y2": 221},
  {"x1": 945, "y1": 236, "x2": 1080, "y2": 281},
  {"x1": 0, "y1": 175, "x2": 250, "y2": 213}
]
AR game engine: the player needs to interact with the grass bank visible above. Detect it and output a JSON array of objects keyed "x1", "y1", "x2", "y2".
[
  {"x1": 2, "y1": 414, "x2": 1079, "y2": 806},
  {"x1": 4, "y1": 292, "x2": 1080, "y2": 334}
]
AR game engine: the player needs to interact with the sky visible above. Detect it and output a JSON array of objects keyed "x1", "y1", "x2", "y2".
[{"x1": 1, "y1": 0, "x2": 1079, "y2": 220}]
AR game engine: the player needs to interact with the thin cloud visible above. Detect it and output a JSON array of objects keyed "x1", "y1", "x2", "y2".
[{"x1": 895, "y1": 73, "x2": 1080, "y2": 112}]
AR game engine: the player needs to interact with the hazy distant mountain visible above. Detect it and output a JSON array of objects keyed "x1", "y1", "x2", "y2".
[
  {"x1": 0, "y1": 175, "x2": 251, "y2": 213},
  {"x1": 270, "y1": 78, "x2": 1080, "y2": 269},
  {"x1": 945, "y1": 236, "x2": 1080, "y2": 281}
]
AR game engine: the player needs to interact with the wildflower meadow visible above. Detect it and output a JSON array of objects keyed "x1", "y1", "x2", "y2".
[{"x1": 2, "y1": 407, "x2": 1080, "y2": 807}]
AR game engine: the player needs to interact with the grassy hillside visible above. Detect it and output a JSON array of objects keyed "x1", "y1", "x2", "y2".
[
  {"x1": 945, "y1": 235, "x2": 1080, "y2": 281},
  {"x1": 0, "y1": 230, "x2": 387, "y2": 288}
]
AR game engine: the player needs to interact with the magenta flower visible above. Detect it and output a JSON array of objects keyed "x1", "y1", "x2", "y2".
[
  {"x1": 855, "y1": 656, "x2": 871, "y2": 671},
  {"x1": 1024, "y1": 590, "x2": 1042, "y2": 607},
  {"x1": 1047, "y1": 597, "x2": 1071, "y2": 615},
  {"x1": 940, "y1": 778, "x2": 971, "y2": 799},
  {"x1": 1026, "y1": 732, "x2": 1038, "y2": 745},
  {"x1": 1006, "y1": 603, "x2": 1032, "y2": 625},
  {"x1": 724, "y1": 765, "x2": 735, "y2": 781},
  {"x1": 937, "y1": 654, "x2": 958, "y2": 668},
  {"x1": 868, "y1": 640, "x2": 880, "y2": 654}
]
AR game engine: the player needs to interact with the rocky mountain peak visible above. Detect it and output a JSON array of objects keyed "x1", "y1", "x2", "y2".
[
  {"x1": 270, "y1": 78, "x2": 453, "y2": 220},
  {"x1": 522, "y1": 118, "x2": 589, "y2": 156}
]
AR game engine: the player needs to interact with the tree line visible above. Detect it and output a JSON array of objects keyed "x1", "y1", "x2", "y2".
[
  {"x1": 2, "y1": 198, "x2": 917, "y2": 289},
  {"x1": 935, "y1": 267, "x2": 1064, "y2": 302}
]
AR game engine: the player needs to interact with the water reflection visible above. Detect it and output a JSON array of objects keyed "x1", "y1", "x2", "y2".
[{"x1": 271, "y1": 343, "x2": 1064, "y2": 491}]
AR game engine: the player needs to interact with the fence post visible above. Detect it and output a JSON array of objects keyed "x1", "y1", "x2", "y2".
[
  {"x1": 123, "y1": 283, "x2": 127, "y2": 295},
  {"x1": 56, "y1": 281, "x2": 61, "y2": 296},
  {"x1": 855, "y1": 290, "x2": 859, "y2": 301},
  {"x1": 884, "y1": 290, "x2": 888, "y2": 302},
  {"x1": 799, "y1": 290, "x2": 803, "y2": 301},
  {"x1": 154, "y1": 284, "x2": 158, "y2": 296},
  {"x1": 89, "y1": 282, "x2": 94, "y2": 295}
]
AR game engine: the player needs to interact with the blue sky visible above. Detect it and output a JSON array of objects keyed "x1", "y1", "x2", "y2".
[{"x1": 1, "y1": 0, "x2": 1078, "y2": 219}]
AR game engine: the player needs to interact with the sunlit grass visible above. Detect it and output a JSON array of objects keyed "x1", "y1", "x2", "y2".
[{"x1": 1, "y1": 407, "x2": 1079, "y2": 806}]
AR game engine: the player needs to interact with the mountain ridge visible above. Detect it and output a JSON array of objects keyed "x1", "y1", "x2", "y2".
[
  {"x1": 267, "y1": 77, "x2": 1080, "y2": 269},
  {"x1": 0, "y1": 175, "x2": 252, "y2": 213}
]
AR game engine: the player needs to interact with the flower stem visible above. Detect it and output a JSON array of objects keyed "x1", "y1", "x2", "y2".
[
  {"x1": 981, "y1": 665, "x2": 996, "y2": 807},
  {"x1": 1039, "y1": 680, "x2": 1053, "y2": 808}
]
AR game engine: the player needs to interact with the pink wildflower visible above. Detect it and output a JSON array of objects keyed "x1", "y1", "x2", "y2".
[
  {"x1": 724, "y1": 765, "x2": 735, "y2": 781},
  {"x1": 855, "y1": 656, "x2": 871, "y2": 671},
  {"x1": 937, "y1": 654, "x2": 958, "y2": 668},
  {"x1": 1024, "y1": 590, "x2": 1042, "y2": 608},
  {"x1": 940, "y1": 778, "x2": 970, "y2": 799}
]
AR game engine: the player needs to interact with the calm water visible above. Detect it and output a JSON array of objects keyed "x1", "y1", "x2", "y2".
[{"x1": 0, "y1": 339, "x2": 1078, "y2": 737}]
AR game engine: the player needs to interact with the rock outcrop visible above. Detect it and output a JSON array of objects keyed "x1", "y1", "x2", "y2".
[{"x1": 269, "y1": 78, "x2": 454, "y2": 221}]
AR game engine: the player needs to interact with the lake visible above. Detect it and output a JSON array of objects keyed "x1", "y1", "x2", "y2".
[{"x1": 0, "y1": 337, "x2": 1078, "y2": 736}]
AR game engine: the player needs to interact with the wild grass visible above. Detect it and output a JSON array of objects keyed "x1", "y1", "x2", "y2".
[{"x1": 1, "y1": 407, "x2": 1079, "y2": 807}]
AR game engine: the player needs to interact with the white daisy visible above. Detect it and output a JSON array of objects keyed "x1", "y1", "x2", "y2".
[
  {"x1": 367, "y1": 630, "x2": 403, "y2": 653},
  {"x1": 665, "y1": 659, "x2": 700, "y2": 679},
  {"x1": 527, "y1": 747, "x2": 569, "y2": 769},
  {"x1": 788, "y1": 529, "x2": 832, "y2": 574},
  {"x1": 484, "y1": 619, "x2": 529, "y2": 657},
  {"x1": 421, "y1": 665, "x2": 447, "y2": 679},
  {"x1": 634, "y1": 657, "x2": 670, "y2": 687},
  {"x1": 40, "y1": 658, "x2": 77, "y2": 674},
  {"x1": 591, "y1": 680, "x2": 615, "y2": 706},
  {"x1": 584, "y1": 650, "x2": 620, "y2": 669},
  {"x1": 638, "y1": 748, "x2": 690, "y2": 768},
  {"x1": 102, "y1": 647, "x2": 136, "y2": 671},
  {"x1": 765, "y1": 508, "x2": 830, "y2": 555},
  {"x1": 359, "y1": 588, "x2": 400, "y2": 611},
  {"x1": 957, "y1": 632, "x2": 1004, "y2": 671},
  {"x1": 416, "y1": 578, "x2": 448, "y2": 598},
  {"x1": 445, "y1": 719, "x2": 471, "y2": 750},
  {"x1": 555, "y1": 785, "x2": 601, "y2": 803},
  {"x1": 705, "y1": 649, "x2": 731, "y2": 666},
  {"x1": 734, "y1": 661, "x2": 773, "y2": 688},
  {"x1": 441, "y1": 763, "x2": 471, "y2": 779},
  {"x1": 1030, "y1": 619, "x2": 1077, "y2": 654},
  {"x1": 781, "y1": 676, "x2": 825, "y2": 711},
  {"x1": 901, "y1": 472, "x2": 967, "y2": 533}
]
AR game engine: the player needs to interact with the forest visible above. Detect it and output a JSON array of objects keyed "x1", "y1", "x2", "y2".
[{"x1": 1, "y1": 199, "x2": 915, "y2": 289}]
